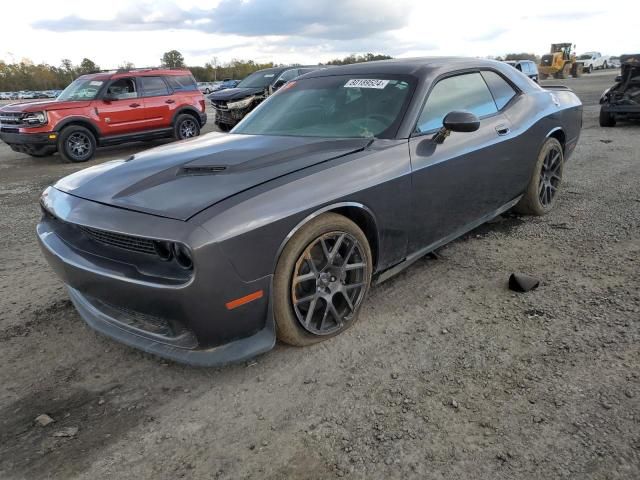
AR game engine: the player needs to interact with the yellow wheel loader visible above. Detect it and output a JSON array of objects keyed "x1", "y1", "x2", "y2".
[{"x1": 538, "y1": 43, "x2": 582, "y2": 80}]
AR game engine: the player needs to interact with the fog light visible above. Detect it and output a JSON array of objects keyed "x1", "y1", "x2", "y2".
[
  {"x1": 172, "y1": 243, "x2": 193, "y2": 269},
  {"x1": 153, "y1": 240, "x2": 173, "y2": 261}
]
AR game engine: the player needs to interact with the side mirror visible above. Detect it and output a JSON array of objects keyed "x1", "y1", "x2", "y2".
[
  {"x1": 433, "y1": 111, "x2": 480, "y2": 144},
  {"x1": 443, "y1": 111, "x2": 480, "y2": 132},
  {"x1": 272, "y1": 79, "x2": 286, "y2": 91}
]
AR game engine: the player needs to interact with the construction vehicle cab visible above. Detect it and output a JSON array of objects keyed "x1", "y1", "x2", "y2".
[{"x1": 539, "y1": 43, "x2": 582, "y2": 79}]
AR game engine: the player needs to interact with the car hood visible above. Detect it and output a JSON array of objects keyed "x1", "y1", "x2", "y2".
[
  {"x1": 209, "y1": 87, "x2": 265, "y2": 101},
  {"x1": 0, "y1": 99, "x2": 92, "y2": 113},
  {"x1": 54, "y1": 133, "x2": 371, "y2": 221}
]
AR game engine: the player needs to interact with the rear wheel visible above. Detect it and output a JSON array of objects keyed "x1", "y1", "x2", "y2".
[
  {"x1": 599, "y1": 108, "x2": 616, "y2": 127},
  {"x1": 174, "y1": 114, "x2": 200, "y2": 140},
  {"x1": 58, "y1": 125, "x2": 96, "y2": 163},
  {"x1": 273, "y1": 213, "x2": 372, "y2": 346},
  {"x1": 514, "y1": 138, "x2": 564, "y2": 216}
]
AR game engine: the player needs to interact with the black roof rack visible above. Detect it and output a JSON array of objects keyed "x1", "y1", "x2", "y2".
[{"x1": 87, "y1": 66, "x2": 184, "y2": 75}]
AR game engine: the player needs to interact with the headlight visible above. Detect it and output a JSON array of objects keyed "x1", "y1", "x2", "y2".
[
  {"x1": 172, "y1": 243, "x2": 193, "y2": 270},
  {"x1": 22, "y1": 111, "x2": 47, "y2": 127},
  {"x1": 227, "y1": 96, "x2": 255, "y2": 110}
]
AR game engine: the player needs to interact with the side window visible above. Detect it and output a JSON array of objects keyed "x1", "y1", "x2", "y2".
[
  {"x1": 416, "y1": 72, "x2": 497, "y2": 133},
  {"x1": 481, "y1": 71, "x2": 517, "y2": 110},
  {"x1": 140, "y1": 76, "x2": 170, "y2": 97},
  {"x1": 277, "y1": 69, "x2": 299, "y2": 84},
  {"x1": 106, "y1": 78, "x2": 137, "y2": 99},
  {"x1": 166, "y1": 75, "x2": 197, "y2": 92}
]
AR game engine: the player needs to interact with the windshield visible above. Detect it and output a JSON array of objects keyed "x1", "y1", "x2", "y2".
[
  {"x1": 57, "y1": 78, "x2": 105, "y2": 101},
  {"x1": 578, "y1": 55, "x2": 592, "y2": 60},
  {"x1": 236, "y1": 70, "x2": 280, "y2": 89},
  {"x1": 233, "y1": 75, "x2": 415, "y2": 139}
]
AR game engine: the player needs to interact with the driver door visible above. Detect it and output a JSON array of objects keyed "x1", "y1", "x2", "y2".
[
  {"x1": 408, "y1": 71, "x2": 520, "y2": 252},
  {"x1": 95, "y1": 77, "x2": 149, "y2": 136}
]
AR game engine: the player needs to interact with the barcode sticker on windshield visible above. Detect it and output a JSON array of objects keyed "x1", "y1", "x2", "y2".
[
  {"x1": 344, "y1": 79, "x2": 389, "y2": 89},
  {"x1": 89, "y1": 81, "x2": 103, "y2": 86}
]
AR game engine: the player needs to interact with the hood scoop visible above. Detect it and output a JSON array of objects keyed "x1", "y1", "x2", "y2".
[{"x1": 179, "y1": 165, "x2": 228, "y2": 176}]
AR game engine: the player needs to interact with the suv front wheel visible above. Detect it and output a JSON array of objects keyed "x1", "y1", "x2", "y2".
[
  {"x1": 174, "y1": 114, "x2": 200, "y2": 140},
  {"x1": 58, "y1": 125, "x2": 96, "y2": 163}
]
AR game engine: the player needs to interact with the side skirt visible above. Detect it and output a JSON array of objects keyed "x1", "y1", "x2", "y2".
[
  {"x1": 373, "y1": 195, "x2": 523, "y2": 285},
  {"x1": 99, "y1": 128, "x2": 173, "y2": 147}
]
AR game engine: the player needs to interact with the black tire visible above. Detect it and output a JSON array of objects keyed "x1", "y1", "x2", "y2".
[
  {"x1": 603, "y1": 61, "x2": 608, "y2": 69},
  {"x1": 587, "y1": 65, "x2": 593, "y2": 74},
  {"x1": 514, "y1": 138, "x2": 564, "y2": 216},
  {"x1": 57, "y1": 125, "x2": 96, "y2": 163},
  {"x1": 216, "y1": 121, "x2": 232, "y2": 132},
  {"x1": 174, "y1": 114, "x2": 200, "y2": 140},
  {"x1": 599, "y1": 109, "x2": 616, "y2": 127},
  {"x1": 273, "y1": 213, "x2": 372, "y2": 347}
]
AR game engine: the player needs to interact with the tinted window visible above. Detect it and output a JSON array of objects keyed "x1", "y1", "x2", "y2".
[
  {"x1": 481, "y1": 71, "x2": 516, "y2": 110},
  {"x1": 416, "y1": 72, "x2": 497, "y2": 133},
  {"x1": 237, "y1": 69, "x2": 283, "y2": 88},
  {"x1": 233, "y1": 75, "x2": 415, "y2": 139},
  {"x1": 277, "y1": 69, "x2": 299, "y2": 83},
  {"x1": 166, "y1": 75, "x2": 197, "y2": 91},
  {"x1": 140, "y1": 76, "x2": 169, "y2": 97},
  {"x1": 106, "y1": 78, "x2": 137, "y2": 100}
]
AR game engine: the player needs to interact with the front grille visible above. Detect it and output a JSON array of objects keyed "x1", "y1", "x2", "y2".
[
  {"x1": 211, "y1": 100, "x2": 228, "y2": 111},
  {"x1": 87, "y1": 295, "x2": 198, "y2": 348},
  {"x1": 0, "y1": 127, "x2": 19, "y2": 133},
  {"x1": 0, "y1": 112, "x2": 25, "y2": 127},
  {"x1": 79, "y1": 225, "x2": 157, "y2": 255}
]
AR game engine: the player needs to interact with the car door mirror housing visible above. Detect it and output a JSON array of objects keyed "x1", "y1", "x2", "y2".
[
  {"x1": 432, "y1": 111, "x2": 481, "y2": 144},
  {"x1": 443, "y1": 111, "x2": 481, "y2": 132},
  {"x1": 272, "y1": 79, "x2": 286, "y2": 91}
]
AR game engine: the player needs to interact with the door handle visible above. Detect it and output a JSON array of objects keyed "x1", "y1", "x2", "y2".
[
  {"x1": 495, "y1": 125, "x2": 510, "y2": 136},
  {"x1": 129, "y1": 103, "x2": 141, "y2": 108},
  {"x1": 165, "y1": 99, "x2": 175, "y2": 104}
]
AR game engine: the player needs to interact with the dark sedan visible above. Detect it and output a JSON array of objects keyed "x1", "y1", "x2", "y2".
[{"x1": 38, "y1": 57, "x2": 582, "y2": 366}]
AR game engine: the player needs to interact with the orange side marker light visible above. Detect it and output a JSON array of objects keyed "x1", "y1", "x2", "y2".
[{"x1": 225, "y1": 290, "x2": 264, "y2": 310}]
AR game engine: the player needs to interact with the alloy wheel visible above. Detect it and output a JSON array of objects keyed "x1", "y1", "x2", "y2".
[
  {"x1": 66, "y1": 132, "x2": 91, "y2": 160},
  {"x1": 179, "y1": 119, "x2": 197, "y2": 138},
  {"x1": 291, "y1": 231, "x2": 368, "y2": 335},
  {"x1": 538, "y1": 145, "x2": 562, "y2": 207}
]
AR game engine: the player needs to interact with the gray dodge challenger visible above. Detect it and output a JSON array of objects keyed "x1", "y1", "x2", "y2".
[{"x1": 37, "y1": 58, "x2": 582, "y2": 366}]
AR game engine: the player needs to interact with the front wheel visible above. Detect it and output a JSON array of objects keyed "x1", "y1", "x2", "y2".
[
  {"x1": 58, "y1": 125, "x2": 96, "y2": 163},
  {"x1": 599, "y1": 109, "x2": 616, "y2": 127},
  {"x1": 174, "y1": 114, "x2": 200, "y2": 140},
  {"x1": 273, "y1": 213, "x2": 372, "y2": 346},
  {"x1": 514, "y1": 138, "x2": 564, "y2": 216}
]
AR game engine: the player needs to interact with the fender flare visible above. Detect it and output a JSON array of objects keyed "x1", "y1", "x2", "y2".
[
  {"x1": 54, "y1": 116, "x2": 101, "y2": 139},
  {"x1": 171, "y1": 107, "x2": 204, "y2": 126},
  {"x1": 273, "y1": 201, "x2": 381, "y2": 272}
]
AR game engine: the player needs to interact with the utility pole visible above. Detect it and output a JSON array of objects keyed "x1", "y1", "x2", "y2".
[{"x1": 211, "y1": 56, "x2": 218, "y2": 81}]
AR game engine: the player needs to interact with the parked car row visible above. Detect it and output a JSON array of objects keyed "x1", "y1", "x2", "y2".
[
  {"x1": 198, "y1": 79, "x2": 241, "y2": 94},
  {"x1": 0, "y1": 90, "x2": 62, "y2": 100}
]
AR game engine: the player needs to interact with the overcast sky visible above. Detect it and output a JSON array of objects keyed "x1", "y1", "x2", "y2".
[{"x1": 2, "y1": 0, "x2": 639, "y2": 68}]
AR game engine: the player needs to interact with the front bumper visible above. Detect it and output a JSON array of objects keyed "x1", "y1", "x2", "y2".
[
  {"x1": 37, "y1": 187, "x2": 275, "y2": 367},
  {"x1": 601, "y1": 104, "x2": 640, "y2": 115},
  {"x1": 212, "y1": 106, "x2": 250, "y2": 126},
  {"x1": 0, "y1": 129, "x2": 57, "y2": 155}
]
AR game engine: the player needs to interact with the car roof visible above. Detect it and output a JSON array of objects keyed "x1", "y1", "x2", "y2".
[{"x1": 301, "y1": 57, "x2": 502, "y2": 79}]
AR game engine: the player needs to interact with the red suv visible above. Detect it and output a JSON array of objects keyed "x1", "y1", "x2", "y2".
[{"x1": 0, "y1": 68, "x2": 207, "y2": 162}]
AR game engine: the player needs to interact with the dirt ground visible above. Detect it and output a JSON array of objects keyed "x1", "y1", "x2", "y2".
[{"x1": 0, "y1": 71, "x2": 638, "y2": 480}]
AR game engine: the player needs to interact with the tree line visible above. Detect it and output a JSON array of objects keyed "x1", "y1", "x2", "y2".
[{"x1": 0, "y1": 50, "x2": 541, "y2": 92}]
